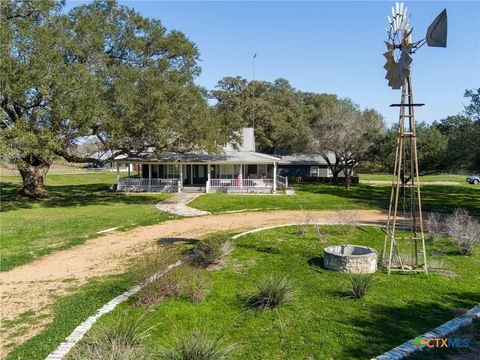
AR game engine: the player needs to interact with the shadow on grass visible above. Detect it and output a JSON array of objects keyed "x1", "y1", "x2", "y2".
[
  {"x1": 338, "y1": 290, "x2": 480, "y2": 359},
  {"x1": 156, "y1": 237, "x2": 199, "y2": 246},
  {"x1": 1, "y1": 181, "x2": 163, "y2": 212},
  {"x1": 300, "y1": 183, "x2": 480, "y2": 216},
  {"x1": 307, "y1": 256, "x2": 324, "y2": 270},
  {"x1": 237, "y1": 243, "x2": 283, "y2": 255}
]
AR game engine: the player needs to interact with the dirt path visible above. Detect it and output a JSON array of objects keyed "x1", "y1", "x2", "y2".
[{"x1": 0, "y1": 209, "x2": 387, "y2": 355}]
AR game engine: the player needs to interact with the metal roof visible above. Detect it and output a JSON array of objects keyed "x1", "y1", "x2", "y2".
[{"x1": 115, "y1": 151, "x2": 279, "y2": 164}]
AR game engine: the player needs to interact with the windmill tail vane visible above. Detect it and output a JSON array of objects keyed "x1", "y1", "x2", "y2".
[{"x1": 382, "y1": 2, "x2": 447, "y2": 275}]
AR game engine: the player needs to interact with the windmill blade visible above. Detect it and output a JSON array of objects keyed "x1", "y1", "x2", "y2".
[{"x1": 426, "y1": 9, "x2": 447, "y2": 47}]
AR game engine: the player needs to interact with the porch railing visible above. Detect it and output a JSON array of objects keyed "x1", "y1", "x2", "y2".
[
  {"x1": 209, "y1": 178, "x2": 273, "y2": 188},
  {"x1": 276, "y1": 175, "x2": 288, "y2": 189},
  {"x1": 117, "y1": 177, "x2": 178, "y2": 191}
]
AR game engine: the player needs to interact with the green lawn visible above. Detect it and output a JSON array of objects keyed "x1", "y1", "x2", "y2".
[
  {"x1": 358, "y1": 173, "x2": 469, "y2": 182},
  {"x1": 3, "y1": 272, "x2": 134, "y2": 359},
  {"x1": 0, "y1": 173, "x2": 176, "y2": 271},
  {"x1": 76, "y1": 226, "x2": 480, "y2": 359},
  {"x1": 190, "y1": 183, "x2": 480, "y2": 215}
]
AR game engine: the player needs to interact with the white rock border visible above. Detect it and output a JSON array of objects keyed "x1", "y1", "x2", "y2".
[
  {"x1": 372, "y1": 304, "x2": 480, "y2": 360},
  {"x1": 45, "y1": 255, "x2": 193, "y2": 360}
]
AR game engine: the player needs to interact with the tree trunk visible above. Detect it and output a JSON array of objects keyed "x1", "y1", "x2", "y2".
[
  {"x1": 18, "y1": 156, "x2": 52, "y2": 197},
  {"x1": 344, "y1": 171, "x2": 351, "y2": 189}
]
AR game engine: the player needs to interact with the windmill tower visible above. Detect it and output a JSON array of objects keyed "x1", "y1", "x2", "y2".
[{"x1": 382, "y1": 2, "x2": 447, "y2": 274}]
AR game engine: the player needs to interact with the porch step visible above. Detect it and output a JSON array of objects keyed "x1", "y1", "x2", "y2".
[{"x1": 181, "y1": 186, "x2": 206, "y2": 193}]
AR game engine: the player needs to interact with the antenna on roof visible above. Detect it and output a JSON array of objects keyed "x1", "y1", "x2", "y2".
[{"x1": 252, "y1": 53, "x2": 257, "y2": 129}]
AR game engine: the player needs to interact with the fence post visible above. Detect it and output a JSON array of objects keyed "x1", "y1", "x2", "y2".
[{"x1": 285, "y1": 176, "x2": 288, "y2": 188}]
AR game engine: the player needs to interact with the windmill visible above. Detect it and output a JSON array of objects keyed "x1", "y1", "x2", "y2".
[{"x1": 382, "y1": 2, "x2": 447, "y2": 274}]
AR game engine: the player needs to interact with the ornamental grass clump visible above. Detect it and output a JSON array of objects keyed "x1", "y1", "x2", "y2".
[
  {"x1": 69, "y1": 312, "x2": 151, "y2": 360},
  {"x1": 247, "y1": 274, "x2": 294, "y2": 309},
  {"x1": 193, "y1": 235, "x2": 234, "y2": 267},
  {"x1": 160, "y1": 330, "x2": 236, "y2": 360},
  {"x1": 348, "y1": 274, "x2": 374, "y2": 299}
]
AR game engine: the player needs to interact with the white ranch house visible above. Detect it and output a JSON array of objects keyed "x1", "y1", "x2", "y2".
[{"x1": 113, "y1": 128, "x2": 287, "y2": 193}]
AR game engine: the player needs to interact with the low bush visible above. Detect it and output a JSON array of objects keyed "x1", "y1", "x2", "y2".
[
  {"x1": 445, "y1": 209, "x2": 480, "y2": 255},
  {"x1": 69, "y1": 312, "x2": 151, "y2": 360},
  {"x1": 179, "y1": 267, "x2": 211, "y2": 303},
  {"x1": 348, "y1": 274, "x2": 374, "y2": 299},
  {"x1": 160, "y1": 330, "x2": 236, "y2": 360},
  {"x1": 425, "y1": 212, "x2": 444, "y2": 242},
  {"x1": 193, "y1": 235, "x2": 234, "y2": 267},
  {"x1": 132, "y1": 249, "x2": 182, "y2": 306},
  {"x1": 246, "y1": 274, "x2": 294, "y2": 309}
]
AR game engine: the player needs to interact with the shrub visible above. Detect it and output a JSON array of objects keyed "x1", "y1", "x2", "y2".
[
  {"x1": 179, "y1": 267, "x2": 211, "y2": 303},
  {"x1": 425, "y1": 212, "x2": 444, "y2": 242},
  {"x1": 332, "y1": 210, "x2": 359, "y2": 234},
  {"x1": 69, "y1": 313, "x2": 151, "y2": 360},
  {"x1": 132, "y1": 249, "x2": 182, "y2": 306},
  {"x1": 348, "y1": 274, "x2": 374, "y2": 299},
  {"x1": 194, "y1": 235, "x2": 234, "y2": 267},
  {"x1": 246, "y1": 274, "x2": 294, "y2": 309},
  {"x1": 445, "y1": 209, "x2": 480, "y2": 256},
  {"x1": 160, "y1": 330, "x2": 236, "y2": 360}
]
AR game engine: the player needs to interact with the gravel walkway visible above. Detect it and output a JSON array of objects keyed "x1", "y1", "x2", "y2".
[{"x1": 155, "y1": 193, "x2": 209, "y2": 217}]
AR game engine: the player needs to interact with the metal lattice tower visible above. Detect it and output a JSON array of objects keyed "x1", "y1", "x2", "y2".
[{"x1": 382, "y1": 74, "x2": 427, "y2": 274}]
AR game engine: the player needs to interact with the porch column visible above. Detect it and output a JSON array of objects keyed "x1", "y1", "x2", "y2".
[
  {"x1": 148, "y1": 164, "x2": 152, "y2": 191},
  {"x1": 206, "y1": 164, "x2": 211, "y2": 193},
  {"x1": 116, "y1": 163, "x2": 120, "y2": 188},
  {"x1": 178, "y1": 164, "x2": 183, "y2": 193},
  {"x1": 239, "y1": 164, "x2": 243, "y2": 189},
  {"x1": 190, "y1": 164, "x2": 193, "y2": 185},
  {"x1": 273, "y1": 162, "x2": 277, "y2": 193}
]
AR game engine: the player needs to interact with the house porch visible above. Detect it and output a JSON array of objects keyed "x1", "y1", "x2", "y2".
[{"x1": 115, "y1": 163, "x2": 288, "y2": 193}]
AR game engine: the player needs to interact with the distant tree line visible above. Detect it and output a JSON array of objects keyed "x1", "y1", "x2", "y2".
[
  {"x1": 365, "y1": 89, "x2": 480, "y2": 174},
  {"x1": 211, "y1": 76, "x2": 385, "y2": 188},
  {"x1": 212, "y1": 76, "x2": 479, "y2": 178}
]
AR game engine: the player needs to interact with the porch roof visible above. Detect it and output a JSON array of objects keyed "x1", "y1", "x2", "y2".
[{"x1": 114, "y1": 151, "x2": 280, "y2": 164}]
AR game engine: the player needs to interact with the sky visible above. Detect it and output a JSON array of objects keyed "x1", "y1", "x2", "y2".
[{"x1": 66, "y1": 1, "x2": 480, "y2": 126}]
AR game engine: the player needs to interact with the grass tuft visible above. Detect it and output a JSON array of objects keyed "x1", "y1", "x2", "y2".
[
  {"x1": 193, "y1": 235, "x2": 234, "y2": 267},
  {"x1": 246, "y1": 274, "x2": 294, "y2": 309},
  {"x1": 68, "y1": 312, "x2": 151, "y2": 360},
  {"x1": 160, "y1": 330, "x2": 236, "y2": 360},
  {"x1": 348, "y1": 274, "x2": 374, "y2": 299}
]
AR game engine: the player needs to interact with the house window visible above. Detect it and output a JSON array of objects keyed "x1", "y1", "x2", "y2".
[
  {"x1": 164, "y1": 165, "x2": 179, "y2": 178},
  {"x1": 257, "y1": 164, "x2": 267, "y2": 176},
  {"x1": 197, "y1": 165, "x2": 204, "y2": 178},
  {"x1": 217, "y1": 165, "x2": 235, "y2": 179},
  {"x1": 310, "y1": 166, "x2": 320, "y2": 177}
]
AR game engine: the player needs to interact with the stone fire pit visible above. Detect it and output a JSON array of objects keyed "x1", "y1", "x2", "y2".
[{"x1": 323, "y1": 245, "x2": 377, "y2": 274}]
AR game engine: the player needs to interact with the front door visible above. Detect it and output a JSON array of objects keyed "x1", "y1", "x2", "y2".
[{"x1": 184, "y1": 165, "x2": 207, "y2": 185}]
